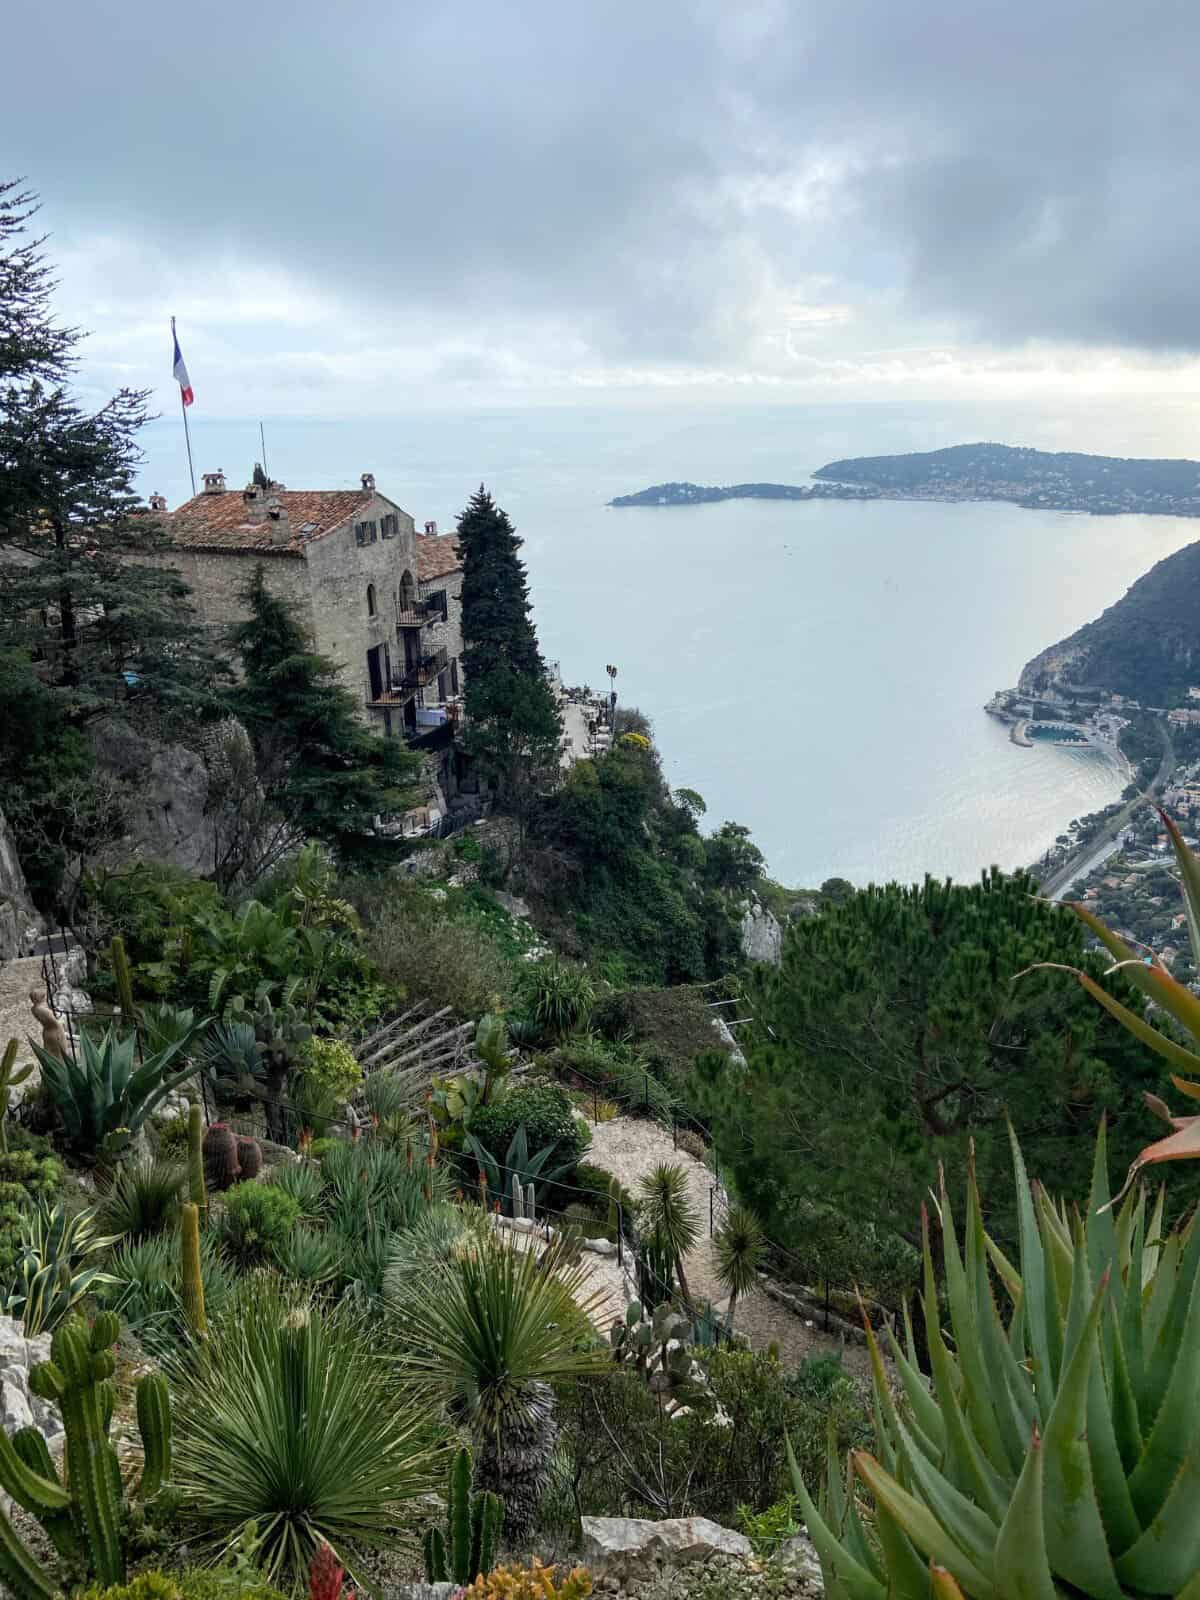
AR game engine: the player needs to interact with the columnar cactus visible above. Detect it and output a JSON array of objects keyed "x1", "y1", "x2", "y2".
[
  {"x1": 424, "y1": 1446, "x2": 503, "y2": 1584},
  {"x1": 187, "y1": 1102, "x2": 206, "y2": 1212},
  {"x1": 511, "y1": 1174, "x2": 525, "y2": 1221},
  {"x1": 0, "y1": 1311, "x2": 173, "y2": 1596},
  {"x1": 0, "y1": 1039, "x2": 33, "y2": 1154},
  {"x1": 202, "y1": 1122, "x2": 240, "y2": 1190},
  {"x1": 235, "y1": 1135, "x2": 262, "y2": 1180},
  {"x1": 525, "y1": 1181, "x2": 536, "y2": 1224},
  {"x1": 180, "y1": 1202, "x2": 206, "y2": 1338},
  {"x1": 110, "y1": 936, "x2": 137, "y2": 1030}
]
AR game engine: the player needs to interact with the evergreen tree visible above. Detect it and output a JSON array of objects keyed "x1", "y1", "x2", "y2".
[
  {"x1": 695, "y1": 870, "x2": 1193, "y2": 1254},
  {"x1": 456, "y1": 485, "x2": 560, "y2": 805},
  {"x1": 0, "y1": 181, "x2": 223, "y2": 724},
  {"x1": 229, "y1": 567, "x2": 422, "y2": 863}
]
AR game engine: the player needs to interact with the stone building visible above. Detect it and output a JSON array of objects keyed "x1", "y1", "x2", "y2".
[{"x1": 148, "y1": 471, "x2": 464, "y2": 743}]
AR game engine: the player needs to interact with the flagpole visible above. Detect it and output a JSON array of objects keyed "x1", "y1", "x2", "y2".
[{"x1": 172, "y1": 316, "x2": 197, "y2": 498}]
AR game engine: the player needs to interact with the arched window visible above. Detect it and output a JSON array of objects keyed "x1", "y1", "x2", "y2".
[
  {"x1": 399, "y1": 570, "x2": 416, "y2": 612},
  {"x1": 366, "y1": 583, "x2": 377, "y2": 617}
]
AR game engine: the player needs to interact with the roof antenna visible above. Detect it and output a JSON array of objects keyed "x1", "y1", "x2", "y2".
[{"x1": 259, "y1": 421, "x2": 269, "y2": 485}]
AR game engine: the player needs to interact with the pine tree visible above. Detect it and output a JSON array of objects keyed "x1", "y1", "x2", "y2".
[
  {"x1": 0, "y1": 181, "x2": 223, "y2": 725},
  {"x1": 456, "y1": 485, "x2": 560, "y2": 807},
  {"x1": 229, "y1": 567, "x2": 422, "y2": 862}
]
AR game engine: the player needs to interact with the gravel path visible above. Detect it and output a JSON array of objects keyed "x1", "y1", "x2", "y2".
[{"x1": 586, "y1": 1116, "x2": 871, "y2": 1379}]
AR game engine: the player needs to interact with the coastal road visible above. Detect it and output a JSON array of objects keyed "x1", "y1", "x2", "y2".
[{"x1": 1040, "y1": 729, "x2": 1175, "y2": 901}]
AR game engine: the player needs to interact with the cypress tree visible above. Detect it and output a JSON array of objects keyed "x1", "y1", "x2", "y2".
[
  {"x1": 456, "y1": 485, "x2": 560, "y2": 807},
  {"x1": 229, "y1": 566, "x2": 422, "y2": 862}
]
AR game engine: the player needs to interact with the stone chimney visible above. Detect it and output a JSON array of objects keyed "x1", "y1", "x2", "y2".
[
  {"x1": 148, "y1": 492, "x2": 168, "y2": 512},
  {"x1": 424, "y1": 519, "x2": 438, "y2": 537},
  {"x1": 361, "y1": 472, "x2": 376, "y2": 493},
  {"x1": 202, "y1": 470, "x2": 226, "y2": 495},
  {"x1": 266, "y1": 496, "x2": 291, "y2": 545},
  {"x1": 242, "y1": 483, "x2": 268, "y2": 524}
]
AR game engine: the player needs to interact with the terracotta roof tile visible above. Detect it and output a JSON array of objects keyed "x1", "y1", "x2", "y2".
[
  {"x1": 166, "y1": 488, "x2": 373, "y2": 554},
  {"x1": 416, "y1": 534, "x2": 462, "y2": 581}
]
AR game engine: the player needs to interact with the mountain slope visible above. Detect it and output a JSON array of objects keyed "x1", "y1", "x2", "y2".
[{"x1": 1019, "y1": 539, "x2": 1200, "y2": 704}]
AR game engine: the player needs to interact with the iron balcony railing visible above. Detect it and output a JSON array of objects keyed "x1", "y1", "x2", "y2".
[{"x1": 393, "y1": 647, "x2": 449, "y2": 691}]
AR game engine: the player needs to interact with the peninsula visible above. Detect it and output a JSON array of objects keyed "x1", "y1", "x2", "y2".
[
  {"x1": 814, "y1": 442, "x2": 1200, "y2": 518},
  {"x1": 609, "y1": 480, "x2": 879, "y2": 507}
]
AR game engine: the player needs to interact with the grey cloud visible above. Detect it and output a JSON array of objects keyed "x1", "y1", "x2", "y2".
[{"x1": 3, "y1": 0, "x2": 1199, "y2": 370}]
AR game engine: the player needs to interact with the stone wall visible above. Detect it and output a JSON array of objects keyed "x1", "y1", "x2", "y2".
[{"x1": 421, "y1": 567, "x2": 465, "y2": 699}]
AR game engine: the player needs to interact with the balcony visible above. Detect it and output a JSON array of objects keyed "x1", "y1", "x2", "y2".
[
  {"x1": 395, "y1": 598, "x2": 433, "y2": 629},
  {"x1": 393, "y1": 648, "x2": 448, "y2": 691}
]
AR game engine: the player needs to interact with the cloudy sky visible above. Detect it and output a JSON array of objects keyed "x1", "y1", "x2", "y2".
[{"x1": 5, "y1": 0, "x2": 1200, "y2": 417}]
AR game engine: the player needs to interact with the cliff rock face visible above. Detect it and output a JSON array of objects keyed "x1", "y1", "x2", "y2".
[
  {"x1": 87, "y1": 717, "x2": 218, "y2": 877},
  {"x1": 1019, "y1": 540, "x2": 1200, "y2": 704},
  {"x1": 0, "y1": 809, "x2": 37, "y2": 961},
  {"x1": 740, "y1": 901, "x2": 782, "y2": 965}
]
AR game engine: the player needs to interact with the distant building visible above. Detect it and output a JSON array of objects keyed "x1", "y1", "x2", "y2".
[{"x1": 140, "y1": 472, "x2": 464, "y2": 744}]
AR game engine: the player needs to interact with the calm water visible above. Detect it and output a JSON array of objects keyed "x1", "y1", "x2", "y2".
[{"x1": 137, "y1": 401, "x2": 1200, "y2": 887}]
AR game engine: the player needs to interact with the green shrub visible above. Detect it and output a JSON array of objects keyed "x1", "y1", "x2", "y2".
[
  {"x1": 592, "y1": 985, "x2": 728, "y2": 1094},
  {"x1": 78, "y1": 1568, "x2": 290, "y2": 1600},
  {"x1": 167, "y1": 1280, "x2": 441, "y2": 1581},
  {"x1": 300, "y1": 1037, "x2": 361, "y2": 1106},
  {"x1": 735, "y1": 1495, "x2": 799, "y2": 1557},
  {"x1": 362, "y1": 886, "x2": 517, "y2": 1015},
  {"x1": 467, "y1": 1083, "x2": 589, "y2": 1171},
  {"x1": 0, "y1": 1147, "x2": 63, "y2": 1277},
  {"x1": 549, "y1": 1035, "x2": 675, "y2": 1123},
  {"x1": 154, "y1": 1113, "x2": 191, "y2": 1160},
  {"x1": 215, "y1": 1182, "x2": 299, "y2": 1267}
]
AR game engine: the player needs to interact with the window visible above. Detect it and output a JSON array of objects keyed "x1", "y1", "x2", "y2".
[
  {"x1": 450, "y1": 658, "x2": 459, "y2": 695},
  {"x1": 399, "y1": 570, "x2": 416, "y2": 612},
  {"x1": 381, "y1": 513, "x2": 398, "y2": 539},
  {"x1": 367, "y1": 583, "x2": 377, "y2": 617},
  {"x1": 355, "y1": 519, "x2": 377, "y2": 544}
]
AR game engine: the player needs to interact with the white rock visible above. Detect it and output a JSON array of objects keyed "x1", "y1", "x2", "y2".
[
  {"x1": 777, "y1": 1532, "x2": 824, "y2": 1582},
  {"x1": 581, "y1": 1516, "x2": 752, "y2": 1578}
]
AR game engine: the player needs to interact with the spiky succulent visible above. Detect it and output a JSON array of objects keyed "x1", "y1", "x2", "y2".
[{"x1": 793, "y1": 1122, "x2": 1200, "y2": 1599}]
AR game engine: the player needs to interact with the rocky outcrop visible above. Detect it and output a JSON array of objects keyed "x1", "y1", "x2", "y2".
[
  {"x1": 0, "y1": 810, "x2": 37, "y2": 962},
  {"x1": 0, "y1": 1316, "x2": 65, "y2": 1517},
  {"x1": 582, "y1": 1516, "x2": 752, "y2": 1580},
  {"x1": 740, "y1": 901, "x2": 782, "y2": 965},
  {"x1": 87, "y1": 716, "x2": 219, "y2": 877}
]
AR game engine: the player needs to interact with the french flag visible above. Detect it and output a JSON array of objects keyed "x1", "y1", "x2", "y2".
[{"x1": 172, "y1": 320, "x2": 193, "y2": 407}]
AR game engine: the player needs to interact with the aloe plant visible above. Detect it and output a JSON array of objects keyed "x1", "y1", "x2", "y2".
[
  {"x1": 1043, "y1": 809, "x2": 1200, "y2": 1201},
  {"x1": 791, "y1": 1123, "x2": 1200, "y2": 1599}
]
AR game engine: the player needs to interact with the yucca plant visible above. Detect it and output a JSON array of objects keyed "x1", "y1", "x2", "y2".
[
  {"x1": 637, "y1": 1162, "x2": 700, "y2": 1310},
  {"x1": 390, "y1": 1233, "x2": 609, "y2": 1540},
  {"x1": 793, "y1": 1122, "x2": 1200, "y2": 1599},
  {"x1": 1044, "y1": 809, "x2": 1200, "y2": 1199},
  {"x1": 98, "y1": 1157, "x2": 186, "y2": 1242},
  {"x1": 1, "y1": 1200, "x2": 118, "y2": 1334},
  {"x1": 713, "y1": 1204, "x2": 765, "y2": 1331},
  {"x1": 167, "y1": 1280, "x2": 442, "y2": 1582}
]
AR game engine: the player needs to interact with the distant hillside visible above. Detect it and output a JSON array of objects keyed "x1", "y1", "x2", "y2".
[
  {"x1": 814, "y1": 442, "x2": 1200, "y2": 517},
  {"x1": 1020, "y1": 539, "x2": 1200, "y2": 704},
  {"x1": 609, "y1": 480, "x2": 878, "y2": 507}
]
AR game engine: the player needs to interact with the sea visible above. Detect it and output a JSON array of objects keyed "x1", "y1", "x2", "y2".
[{"x1": 135, "y1": 398, "x2": 1200, "y2": 889}]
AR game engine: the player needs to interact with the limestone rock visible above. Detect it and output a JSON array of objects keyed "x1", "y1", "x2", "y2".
[
  {"x1": 740, "y1": 901, "x2": 782, "y2": 965},
  {"x1": 494, "y1": 890, "x2": 532, "y2": 920},
  {"x1": 0, "y1": 809, "x2": 38, "y2": 962},
  {"x1": 87, "y1": 716, "x2": 218, "y2": 876},
  {"x1": 582, "y1": 1516, "x2": 752, "y2": 1578},
  {"x1": 778, "y1": 1533, "x2": 823, "y2": 1583}
]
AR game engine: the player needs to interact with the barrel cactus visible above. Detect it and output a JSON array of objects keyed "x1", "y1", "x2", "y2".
[
  {"x1": 202, "y1": 1122, "x2": 239, "y2": 1191},
  {"x1": 235, "y1": 1135, "x2": 262, "y2": 1180},
  {"x1": 793, "y1": 1123, "x2": 1200, "y2": 1599}
]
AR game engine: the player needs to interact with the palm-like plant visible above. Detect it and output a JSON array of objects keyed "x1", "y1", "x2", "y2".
[
  {"x1": 390, "y1": 1234, "x2": 609, "y2": 1539},
  {"x1": 713, "y1": 1204, "x2": 765, "y2": 1331},
  {"x1": 167, "y1": 1280, "x2": 441, "y2": 1582},
  {"x1": 523, "y1": 957, "x2": 595, "y2": 1040},
  {"x1": 637, "y1": 1162, "x2": 700, "y2": 1310}
]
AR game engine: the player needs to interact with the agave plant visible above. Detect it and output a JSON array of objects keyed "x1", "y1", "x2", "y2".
[
  {"x1": 98, "y1": 1156, "x2": 186, "y2": 1241},
  {"x1": 1041, "y1": 809, "x2": 1200, "y2": 1200},
  {"x1": 464, "y1": 1122, "x2": 576, "y2": 1215},
  {"x1": 32, "y1": 1020, "x2": 205, "y2": 1159},
  {"x1": 793, "y1": 1123, "x2": 1200, "y2": 1599},
  {"x1": 1, "y1": 1200, "x2": 118, "y2": 1334}
]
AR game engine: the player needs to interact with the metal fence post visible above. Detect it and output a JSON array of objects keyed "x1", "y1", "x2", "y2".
[
  {"x1": 616, "y1": 1203, "x2": 623, "y2": 1270},
  {"x1": 709, "y1": 1187, "x2": 714, "y2": 1237}
]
